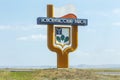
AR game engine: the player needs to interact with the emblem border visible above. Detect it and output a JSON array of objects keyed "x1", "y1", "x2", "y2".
[{"x1": 55, "y1": 26, "x2": 71, "y2": 48}]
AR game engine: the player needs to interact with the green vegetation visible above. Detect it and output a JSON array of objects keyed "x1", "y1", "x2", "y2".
[{"x1": 0, "y1": 68, "x2": 120, "y2": 80}]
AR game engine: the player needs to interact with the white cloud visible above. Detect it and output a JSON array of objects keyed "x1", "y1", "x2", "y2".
[
  {"x1": 15, "y1": 25, "x2": 46, "y2": 31},
  {"x1": 0, "y1": 25, "x2": 14, "y2": 30},
  {"x1": 54, "y1": 4, "x2": 77, "y2": 17},
  {"x1": 16, "y1": 34, "x2": 47, "y2": 41},
  {"x1": 31, "y1": 34, "x2": 46, "y2": 40},
  {"x1": 73, "y1": 48, "x2": 120, "y2": 58},
  {"x1": 112, "y1": 8, "x2": 120, "y2": 15},
  {"x1": 93, "y1": 11, "x2": 109, "y2": 17},
  {"x1": 0, "y1": 25, "x2": 46, "y2": 31},
  {"x1": 83, "y1": 8, "x2": 120, "y2": 17},
  {"x1": 82, "y1": 10, "x2": 110, "y2": 17},
  {"x1": 17, "y1": 36, "x2": 28, "y2": 41},
  {"x1": 81, "y1": 28, "x2": 97, "y2": 33},
  {"x1": 112, "y1": 22, "x2": 120, "y2": 26}
]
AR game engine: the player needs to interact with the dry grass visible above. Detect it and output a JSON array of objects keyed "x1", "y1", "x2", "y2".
[
  {"x1": 0, "y1": 68, "x2": 120, "y2": 80},
  {"x1": 33, "y1": 68, "x2": 98, "y2": 80}
]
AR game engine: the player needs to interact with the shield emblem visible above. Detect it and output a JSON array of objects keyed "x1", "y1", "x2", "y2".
[{"x1": 55, "y1": 27, "x2": 71, "y2": 48}]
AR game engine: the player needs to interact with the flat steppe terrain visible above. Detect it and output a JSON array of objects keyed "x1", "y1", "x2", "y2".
[{"x1": 0, "y1": 68, "x2": 120, "y2": 80}]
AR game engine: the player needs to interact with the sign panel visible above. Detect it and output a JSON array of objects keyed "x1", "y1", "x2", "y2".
[
  {"x1": 37, "y1": 17, "x2": 88, "y2": 26},
  {"x1": 37, "y1": 5, "x2": 88, "y2": 68}
]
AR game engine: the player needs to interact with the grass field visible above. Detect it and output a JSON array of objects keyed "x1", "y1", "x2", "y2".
[{"x1": 0, "y1": 68, "x2": 120, "y2": 80}]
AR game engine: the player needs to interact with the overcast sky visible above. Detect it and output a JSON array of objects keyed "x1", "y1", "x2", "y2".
[{"x1": 0, "y1": 0, "x2": 120, "y2": 67}]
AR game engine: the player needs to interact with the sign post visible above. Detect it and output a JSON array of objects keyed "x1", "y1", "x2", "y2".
[{"x1": 37, "y1": 4, "x2": 88, "y2": 68}]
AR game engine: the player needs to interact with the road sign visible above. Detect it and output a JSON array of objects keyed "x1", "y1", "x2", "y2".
[
  {"x1": 37, "y1": 17, "x2": 88, "y2": 26},
  {"x1": 37, "y1": 5, "x2": 88, "y2": 68}
]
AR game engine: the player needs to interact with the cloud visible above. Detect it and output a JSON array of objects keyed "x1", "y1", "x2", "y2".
[
  {"x1": 54, "y1": 4, "x2": 77, "y2": 17},
  {"x1": 31, "y1": 34, "x2": 46, "y2": 40},
  {"x1": 83, "y1": 8, "x2": 120, "y2": 17},
  {"x1": 0, "y1": 25, "x2": 46, "y2": 31},
  {"x1": 16, "y1": 34, "x2": 47, "y2": 41},
  {"x1": 17, "y1": 36, "x2": 28, "y2": 41},
  {"x1": 16, "y1": 25, "x2": 46, "y2": 31},
  {"x1": 74, "y1": 47, "x2": 120, "y2": 57},
  {"x1": 112, "y1": 22, "x2": 120, "y2": 26},
  {"x1": 80, "y1": 28, "x2": 97, "y2": 33},
  {"x1": 82, "y1": 10, "x2": 110, "y2": 17},
  {"x1": 0, "y1": 25, "x2": 13, "y2": 30},
  {"x1": 112, "y1": 8, "x2": 120, "y2": 15}
]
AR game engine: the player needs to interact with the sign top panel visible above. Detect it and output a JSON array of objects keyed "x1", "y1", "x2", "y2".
[{"x1": 37, "y1": 17, "x2": 88, "y2": 26}]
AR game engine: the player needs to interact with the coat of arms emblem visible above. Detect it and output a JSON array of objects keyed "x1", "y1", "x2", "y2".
[{"x1": 55, "y1": 27, "x2": 71, "y2": 49}]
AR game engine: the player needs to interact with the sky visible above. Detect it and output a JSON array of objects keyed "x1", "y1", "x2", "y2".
[{"x1": 0, "y1": 0, "x2": 120, "y2": 67}]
